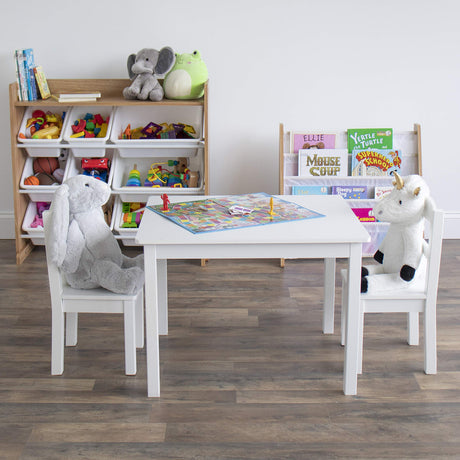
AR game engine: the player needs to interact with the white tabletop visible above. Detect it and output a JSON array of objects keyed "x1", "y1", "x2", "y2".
[{"x1": 135, "y1": 194, "x2": 370, "y2": 247}]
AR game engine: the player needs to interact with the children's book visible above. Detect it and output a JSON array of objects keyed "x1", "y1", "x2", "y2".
[
  {"x1": 347, "y1": 128, "x2": 393, "y2": 152},
  {"x1": 298, "y1": 149, "x2": 348, "y2": 177},
  {"x1": 33, "y1": 65, "x2": 51, "y2": 99},
  {"x1": 352, "y1": 207, "x2": 375, "y2": 222},
  {"x1": 291, "y1": 132, "x2": 336, "y2": 154},
  {"x1": 23, "y1": 48, "x2": 37, "y2": 101},
  {"x1": 14, "y1": 50, "x2": 28, "y2": 101},
  {"x1": 374, "y1": 185, "x2": 393, "y2": 200},
  {"x1": 351, "y1": 149, "x2": 402, "y2": 177},
  {"x1": 292, "y1": 185, "x2": 329, "y2": 195},
  {"x1": 331, "y1": 185, "x2": 368, "y2": 199}
]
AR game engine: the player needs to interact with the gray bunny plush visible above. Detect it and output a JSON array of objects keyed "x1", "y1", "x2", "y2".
[
  {"x1": 123, "y1": 47, "x2": 176, "y2": 101},
  {"x1": 45, "y1": 175, "x2": 144, "y2": 295}
]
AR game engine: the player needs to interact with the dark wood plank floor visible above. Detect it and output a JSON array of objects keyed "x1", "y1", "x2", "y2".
[{"x1": 1, "y1": 239, "x2": 459, "y2": 459}]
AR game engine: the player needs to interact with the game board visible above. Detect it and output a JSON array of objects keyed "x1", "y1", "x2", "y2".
[{"x1": 147, "y1": 193, "x2": 324, "y2": 234}]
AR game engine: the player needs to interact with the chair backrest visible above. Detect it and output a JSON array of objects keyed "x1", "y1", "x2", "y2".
[
  {"x1": 423, "y1": 200, "x2": 444, "y2": 302},
  {"x1": 43, "y1": 211, "x2": 66, "y2": 306}
]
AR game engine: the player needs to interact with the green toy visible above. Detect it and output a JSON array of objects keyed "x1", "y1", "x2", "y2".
[{"x1": 163, "y1": 51, "x2": 208, "y2": 100}]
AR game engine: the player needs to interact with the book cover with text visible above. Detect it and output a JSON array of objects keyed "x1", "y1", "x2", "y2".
[
  {"x1": 347, "y1": 128, "x2": 393, "y2": 152},
  {"x1": 291, "y1": 132, "x2": 336, "y2": 154},
  {"x1": 351, "y1": 149, "x2": 401, "y2": 177},
  {"x1": 298, "y1": 149, "x2": 348, "y2": 177}
]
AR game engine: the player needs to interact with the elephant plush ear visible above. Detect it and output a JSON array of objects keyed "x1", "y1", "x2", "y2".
[
  {"x1": 155, "y1": 47, "x2": 175, "y2": 76},
  {"x1": 126, "y1": 53, "x2": 137, "y2": 79},
  {"x1": 45, "y1": 184, "x2": 70, "y2": 267}
]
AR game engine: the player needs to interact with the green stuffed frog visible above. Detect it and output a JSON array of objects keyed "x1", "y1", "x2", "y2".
[{"x1": 163, "y1": 51, "x2": 208, "y2": 100}]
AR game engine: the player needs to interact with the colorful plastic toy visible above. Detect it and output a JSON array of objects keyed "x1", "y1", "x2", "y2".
[
  {"x1": 126, "y1": 164, "x2": 142, "y2": 186},
  {"x1": 81, "y1": 157, "x2": 110, "y2": 182}
]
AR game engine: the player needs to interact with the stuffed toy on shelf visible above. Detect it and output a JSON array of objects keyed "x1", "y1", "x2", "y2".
[
  {"x1": 164, "y1": 50, "x2": 208, "y2": 100},
  {"x1": 45, "y1": 175, "x2": 144, "y2": 295},
  {"x1": 361, "y1": 172, "x2": 433, "y2": 294},
  {"x1": 123, "y1": 47, "x2": 176, "y2": 101}
]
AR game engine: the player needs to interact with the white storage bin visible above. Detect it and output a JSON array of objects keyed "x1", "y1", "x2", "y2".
[
  {"x1": 63, "y1": 106, "x2": 114, "y2": 157},
  {"x1": 112, "y1": 197, "x2": 146, "y2": 246},
  {"x1": 362, "y1": 222, "x2": 389, "y2": 257},
  {"x1": 22, "y1": 201, "x2": 50, "y2": 245},
  {"x1": 63, "y1": 150, "x2": 116, "y2": 186},
  {"x1": 111, "y1": 152, "x2": 204, "y2": 201},
  {"x1": 20, "y1": 155, "x2": 69, "y2": 201},
  {"x1": 110, "y1": 105, "x2": 203, "y2": 157},
  {"x1": 17, "y1": 106, "x2": 69, "y2": 157}
]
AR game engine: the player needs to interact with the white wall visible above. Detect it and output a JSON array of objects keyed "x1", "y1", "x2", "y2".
[{"x1": 1, "y1": 0, "x2": 459, "y2": 237}]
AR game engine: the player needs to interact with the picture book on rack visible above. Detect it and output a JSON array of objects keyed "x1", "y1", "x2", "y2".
[
  {"x1": 351, "y1": 148, "x2": 402, "y2": 177},
  {"x1": 347, "y1": 128, "x2": 393, "y2": 152},
  {"x1": 298, "y1": 149, "x2": 348, "y2": 177},
  {"x1": 291, "y1": 132, "x2": 336, "y2": 154}
]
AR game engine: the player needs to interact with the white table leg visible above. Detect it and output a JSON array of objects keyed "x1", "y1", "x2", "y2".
[
  {"x1": 343, "y1": 243, "x2": 362, "y2": 396},
  {"x1": 157, "y1": 259, "x2": 168, "y2": 336},
  {"x1": 323, "y1": 257, "x2": 336, "y2": 334},
  {"x1": 144, "y1": 245, "x2": 160, "y2": 397}
]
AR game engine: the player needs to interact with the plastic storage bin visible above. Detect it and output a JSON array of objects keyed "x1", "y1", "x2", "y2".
[
  {"x1": 21, "y1": 201, "x2": 50, "y2": 245},
  {"x1": 112, "y1": 197, "x2": 145, "y2": 246},
  {"x1": 17, "y1": 106, "x2": 69, "y2": 157},
  {"x1": 20, "y1": 154, "x2": 70, "y2": 201},
  {"x1": 110, "y1": 105, "x2": 203, "y2": 157},
  {"x1": 111, "y1": 152, "x2": 204, "y2": 201},
  {"x1": 63, "y1": 106, "x2": 114, "y2": 157}
]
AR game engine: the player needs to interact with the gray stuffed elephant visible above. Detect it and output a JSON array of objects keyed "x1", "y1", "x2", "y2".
[
  {"x1": 45, "y1": 175, "x2": 144, "y2": 295},
  {"x1": 123, "y1": 47, "x2": 175, "y2": 101}
]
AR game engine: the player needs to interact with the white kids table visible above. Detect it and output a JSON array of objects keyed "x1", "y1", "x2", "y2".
[{"x1": 135, "y1": 194, "x2": 370, "y2": 397}]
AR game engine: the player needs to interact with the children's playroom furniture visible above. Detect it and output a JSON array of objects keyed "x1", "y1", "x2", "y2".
[
  {"x1": 339, "y1": 203, "x2": 444, "y2": 378},
  {"x1": 43, "y1": 212, "x2": 145, "y2": 376},
  {"x1": 135, "y1": 194, "x2": 370, "y2": 397},
  {"x1": 279, "y1": 123, "x2": 422, "y2": 257},
  {"x1": 9, "y1": 79, "x2": 209, "y2": 264}
]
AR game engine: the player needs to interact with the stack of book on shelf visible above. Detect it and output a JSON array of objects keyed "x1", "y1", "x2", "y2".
[
  {"x1": 14, "y1": 48, "x2": 50, "y2": 101},
  {"x1": 291, "y1": 128, "x2": 402, "y2": 222},
  {"x1": 50, "y1": 91, "x2": 102, "y2": 103}
]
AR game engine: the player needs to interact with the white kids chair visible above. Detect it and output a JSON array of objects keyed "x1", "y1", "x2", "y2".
[
  {"x1": 43, "y1": 212, "x2": 144, "y2": 376},
  {"x1": 340, "y1": 202, "x2": 444, "y2": 376}
]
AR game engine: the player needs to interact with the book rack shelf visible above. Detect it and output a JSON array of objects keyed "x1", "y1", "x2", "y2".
[
  {"x1": 279, "y1": 123, "x2": 422, "y2": 257},
  {"x1": 9, "y1": 79, "x2": 209, "y2": 264}
]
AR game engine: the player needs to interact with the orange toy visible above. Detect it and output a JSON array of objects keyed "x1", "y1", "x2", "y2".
[{"x1": 24, "y1": 175, "x2": 39, "y2": 186}]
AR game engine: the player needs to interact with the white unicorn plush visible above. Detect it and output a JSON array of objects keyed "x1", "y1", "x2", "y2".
[{"x1": 362, "y1": 172, "x2": 433, "y2": 294}]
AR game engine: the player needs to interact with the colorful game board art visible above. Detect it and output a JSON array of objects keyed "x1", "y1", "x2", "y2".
[{"x1": 147, "y1": 193, "x2": 324, "y2": 234}]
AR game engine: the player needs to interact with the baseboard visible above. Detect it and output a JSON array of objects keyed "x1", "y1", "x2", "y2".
[{"x1": 0, "y1": 212, "x2": 14, "y2": 239}]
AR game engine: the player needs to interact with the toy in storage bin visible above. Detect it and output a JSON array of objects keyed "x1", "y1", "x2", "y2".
[
  {"x1": 111, "y1": 152, "x2": 203, "y2": 201},
  {"x1": 63, "y1": 150, "x2": 116, "y2": 186},
  {"x1": 21, "y1": 201, "x2": 50, "y2": 245},
  {"x1": 63, "y1": 106, "x2": 114, "y2": 157},
  {"x1": 112, "y1": 197, "x2": 145, "y2": 246},
  {"x1": 109, "y1": 105, "x2": 203, "y2": 157},
  {"x1": 20, "y1": 154, "x2": 70, "y2": 201},
  {"x1": 17, "y1": 106, "x2": 69, "y2": 157}
]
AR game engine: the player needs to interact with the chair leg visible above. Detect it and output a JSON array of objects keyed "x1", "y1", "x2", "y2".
[
  {"x1": 424, "y1": 301, "x2": 437, "y2": 374},
  {"x1": 407, "y1": 312, "x2": 419, "y2": 346},
  {"x1": 124, "y1": 300, "x2": 137, "y2": 375},
  {"x1": 65, "y1": 312, "x2": 78, "y2": 346},
  {"x1": 358, "y1": 307, "x2": 364, "y2": 374},
  {"x1": 51, "y1": 304, "x2": 65, "y2": 375},
  {"x1": 135, "y1": 290, "x2": 144, "y2": 349}
]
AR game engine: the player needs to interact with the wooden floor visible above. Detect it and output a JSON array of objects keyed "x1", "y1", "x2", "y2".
[{"x1": 1, "y1": 239, "x2": 459, "y2": 459}]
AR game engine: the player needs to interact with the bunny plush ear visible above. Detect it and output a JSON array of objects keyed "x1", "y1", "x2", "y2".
[{"x1": 45, "y1": 184, "x2": 70, "y2": 267}]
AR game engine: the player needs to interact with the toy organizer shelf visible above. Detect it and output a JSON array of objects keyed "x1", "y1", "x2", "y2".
[
  {"x1": 279, "y1": 123, "x2": 422, "y2": 257},
  {"x1": 9, "y1": 79, "x2": 209, "y2": 263}
]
